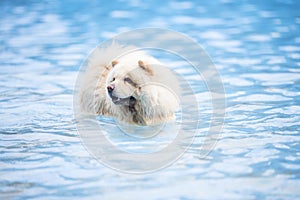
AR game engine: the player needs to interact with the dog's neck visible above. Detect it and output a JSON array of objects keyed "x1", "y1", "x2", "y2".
[{"x1": 128, "y1": 104, "x2": 146, "y2": 125}]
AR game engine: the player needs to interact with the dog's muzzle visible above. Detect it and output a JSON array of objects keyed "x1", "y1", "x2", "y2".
[{"x1": 107, "y1": 85, "x2": 136, "y2": 106}]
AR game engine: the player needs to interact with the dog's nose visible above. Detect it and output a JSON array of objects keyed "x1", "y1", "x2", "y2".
[{"x1": 107, "y1": 84, "x2": 114, "y2": 93}]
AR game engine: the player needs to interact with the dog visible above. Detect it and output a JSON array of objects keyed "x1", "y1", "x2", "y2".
[{"x1": 79, "y1": 43, "x2": 180, "y2": 125}]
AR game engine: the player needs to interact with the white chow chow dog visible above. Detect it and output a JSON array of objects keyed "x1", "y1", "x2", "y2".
[{"x1": 79, "y1": 43, "x2": 180, "y2": 125}]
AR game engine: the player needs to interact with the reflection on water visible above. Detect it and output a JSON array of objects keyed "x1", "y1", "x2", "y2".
[{"x1": 1, "y1": 0, "x2": 300, "y2": 199}]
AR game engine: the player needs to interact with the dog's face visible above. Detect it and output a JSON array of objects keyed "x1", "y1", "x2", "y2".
[{"x1": 106, "y1": 60, "x2": 153, "y2": 106}]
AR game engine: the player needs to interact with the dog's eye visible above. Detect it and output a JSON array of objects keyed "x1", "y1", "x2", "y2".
[
  {"x1": 111, "y1": 77, "x2": 115, "y2": 82},
  {"x1": 124, "y1": 77, "x2": 137, "y2": 87},
  {"x1": 124, "y1": 77, "x2": 133, "y2": 83}
]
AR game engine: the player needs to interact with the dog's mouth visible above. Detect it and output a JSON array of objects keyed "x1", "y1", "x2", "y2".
[{"x1": 110, "y1": 95, "x2": 136, "y2": 106}]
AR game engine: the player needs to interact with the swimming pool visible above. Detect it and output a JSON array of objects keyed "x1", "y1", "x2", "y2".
[{"x1": 1, "y1": 0, "x2": 300, "y2": 199}]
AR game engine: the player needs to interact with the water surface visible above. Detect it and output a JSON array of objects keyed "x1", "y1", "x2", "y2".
[{"x1": 1, "y1": 0, "x2": 300, "y2": 199}]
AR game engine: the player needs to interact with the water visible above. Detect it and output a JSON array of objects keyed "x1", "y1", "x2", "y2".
[{"x1": 1, "y1": 0, "x2": 300, "y2": 199}]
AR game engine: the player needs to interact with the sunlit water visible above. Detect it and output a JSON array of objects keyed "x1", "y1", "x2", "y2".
[{"x1": 1, "y1": 0, "x2": 300, "y2": 199}]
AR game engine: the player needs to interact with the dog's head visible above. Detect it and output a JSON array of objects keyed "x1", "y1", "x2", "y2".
[
  {"x1": 106, "y1": 59, "x2": 153, "y2": 106},
  {"x1": 106, "y1": 54, "x2": 180, "y2": 125}
]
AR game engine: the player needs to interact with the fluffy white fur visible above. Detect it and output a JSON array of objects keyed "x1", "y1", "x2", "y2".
[{"x1": 79, "y1": 43, "x2": 180, "y2": 125}]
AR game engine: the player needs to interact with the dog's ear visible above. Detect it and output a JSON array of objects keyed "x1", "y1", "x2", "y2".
[
  {"x1": 138, "y1": 60, "x2": 153, "y2": 76},
  {"x1": 112, "y1": 60, "x2": 118, "y2": 67}
]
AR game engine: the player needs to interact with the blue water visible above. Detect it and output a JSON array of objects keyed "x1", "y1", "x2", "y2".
[{"x1": 1, "y1": 0, "x2": 300, "y2": 199}]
